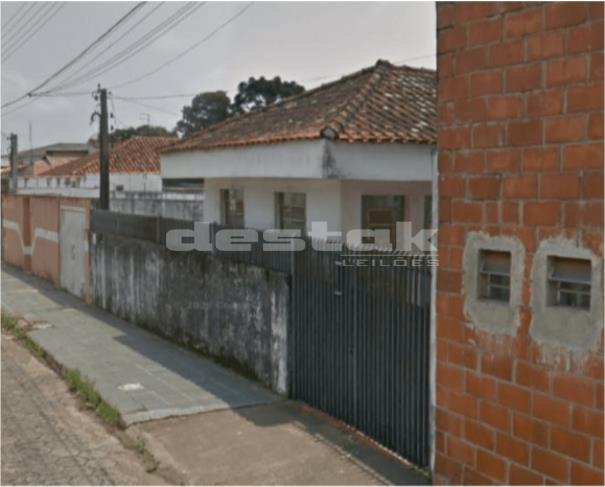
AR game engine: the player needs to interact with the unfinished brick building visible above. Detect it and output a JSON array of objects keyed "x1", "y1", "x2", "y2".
[{"x1": 435, "y1": 2, "x2": 603, "y2": 484}]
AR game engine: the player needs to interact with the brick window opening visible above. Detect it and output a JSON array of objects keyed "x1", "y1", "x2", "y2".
[
  {"x1": 547, "y1": 256, "x2": 591, "y2": 309},
  {"x1": 478, "y1": 250, "x2": 511, "y2": 302}
]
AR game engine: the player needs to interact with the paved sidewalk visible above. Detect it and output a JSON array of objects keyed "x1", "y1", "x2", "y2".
[
  {"x1": 1, "y1": 333, "x2": 162, "y2": 485},
  {"x1": 2, "y1": 265, "x2": 277, "y2": 425}
]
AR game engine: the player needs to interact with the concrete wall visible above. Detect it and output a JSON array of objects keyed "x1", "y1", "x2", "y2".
[
  {"x1": 18, "y1": 172, "x2": 163, "y2": 195},
  {"x1": 436, "y1": 3, "x2": 604, "y2": 485},
  {"x1": 109, "y1": 192, "x2": 204, "y2": 220},
  {"x1": 91, "y1": 232, "x2": 289, "y2": 393},
  {"x1": 204, "y1": 178, "x2": 431, "y2": 239}
]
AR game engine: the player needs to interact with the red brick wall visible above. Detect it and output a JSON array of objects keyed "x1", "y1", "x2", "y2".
[{"x1": 436, "y1": 2, "x2": 603, "y2": 484}]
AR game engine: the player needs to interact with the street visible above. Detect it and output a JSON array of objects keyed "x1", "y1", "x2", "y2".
[{"x1": 1, "y1": 334, "x2": 162, "y2": 485}]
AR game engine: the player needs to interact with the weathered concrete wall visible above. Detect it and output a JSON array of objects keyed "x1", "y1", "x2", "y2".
[
  {"x1": 109, "y1": 193, "x2": 204, "y2": 220},
  {"x1": 91, "y1": 232, "x2": 289, "y2": 393}
]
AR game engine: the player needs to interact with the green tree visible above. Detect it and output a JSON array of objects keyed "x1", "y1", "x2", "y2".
[
  {"x1": 88, "y1": 124, "x2": 176, "y2": 147},
  {"x1": 176, "y1": 91, "x2": 231, "y2": 137},
  {"x1": 230, "y1": 76, "x2": 305, "y2": 114}
]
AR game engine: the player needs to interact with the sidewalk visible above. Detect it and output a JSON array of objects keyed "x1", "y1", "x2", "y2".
[
  {"x1": 1, "y1": 264, "x2": 429, "y2": 485},
  {"x1": 2, "y1": 264, "x2": 277, "y2": 425}
]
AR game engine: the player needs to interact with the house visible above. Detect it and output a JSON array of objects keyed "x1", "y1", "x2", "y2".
[
  {"x1": 16, "y1": 136, "x2": 204, "y2": 221},
  {"x1": 19, "y1": 136, "x2": 179, "y2": 197},
  {"x1": 1, "y1": 142, "x2": 93, "y2": 192},
  {"x1": 160, "y1": 60, "x2": 436, "y2": 245},
  {"x1": 15, "y1": 142, "x2": 93, "y2": 176}
]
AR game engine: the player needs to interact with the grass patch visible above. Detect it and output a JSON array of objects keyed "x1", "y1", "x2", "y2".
[
  {"x1": 1, "y1": 312, "x2": 45, "y2": 358},
  {"x1": 2, "y1": 311, "x2": 121, "y2": 428}
]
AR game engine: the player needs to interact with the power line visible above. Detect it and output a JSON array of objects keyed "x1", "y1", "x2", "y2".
[
  {"x1": 1, "y1": 2, "x2": 38, "y2": 42},
  {"x1": 113, "y1": 96, "x2": 180, "y2": 117},
  {"x1": 50, "y1": 2, "x2": 205, "y2": 92},
  {"x1": 1, "y1": 2, "x2": 146, "y2": 109},
  {"x1": 2, "y1": 3, "x2": 67, "y2": 63},
  {"x1": 46, "y1": 2, "x2": 167, "y2": 90},
  {"x1": 111, "y1": 2, "x2": 254, "y2": 89},
  {"x1": 1, "y1": 3, "x2": 27, "y2": 32},
  {"x1": 2, "y1": 3, "x2": 55, "y2": 53}
]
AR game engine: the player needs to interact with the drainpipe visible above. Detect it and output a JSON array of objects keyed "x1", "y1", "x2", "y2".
[{"x1": 429, "y1": 144, "x2": 438, "y2": 473}]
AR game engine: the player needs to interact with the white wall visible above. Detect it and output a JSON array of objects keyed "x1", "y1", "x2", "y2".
[
  {"x1": 341, "y1": 180, "x2": 432, "y2": 245},
  {"x1": 161, "y1": 140, "x2": 433, "y2": 182},
  {"x1": 17, "y1": 173, "x2": 163, "y2": 197},
  {"x1": 204, "y1": 178, "x2": 431, "y2": 241},
  {"x1": 205, "y1": 178, "x2": 342, "y2": 233}
]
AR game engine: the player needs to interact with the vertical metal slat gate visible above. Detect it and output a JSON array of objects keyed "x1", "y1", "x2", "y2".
[{"x1": 289, "y1": 243, "x2": 431, "y2": 468}]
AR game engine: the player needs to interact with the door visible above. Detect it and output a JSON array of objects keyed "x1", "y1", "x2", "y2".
[{"x1": 60, "y1": 208, "x2": 87, "y2": 298}]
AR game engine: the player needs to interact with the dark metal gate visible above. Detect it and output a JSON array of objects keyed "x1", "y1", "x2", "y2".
[{"x1": 290, "y1": 244, "x2": 431, "y2": 468}]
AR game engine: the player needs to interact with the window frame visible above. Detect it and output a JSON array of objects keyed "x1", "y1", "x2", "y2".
[
  {"x1": 547, "y1": 256, "x2": 592, "y2": 310},
  {"x1": 221, "y1": 188, "x2": 245, "y2": 228},
  {"x1": 478, "y1": 249, "x2": 512, "y2": 303},
  {"x1": 360, "y1": 194, "x2": 405, "y2": 245},
  {"x1": 275, "y1": 191, "x2": 306, "y2": 234}
]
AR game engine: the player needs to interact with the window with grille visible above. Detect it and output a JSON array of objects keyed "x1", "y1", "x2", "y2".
[
  {"x1": 547, "y1": 256, "x2": 591, "y2": 309},
  {"x1": 275, "y1": 192, "x2": 306, "y2": 233},
  {"x1": 361, "y1": 195, "x2": 405, "y2": 245},
  {"x1": 221, "y1": 188, "x2": 244, "y2": 227},
  {"x1": 478, "y1": 250, "x2": 511, "y2": 302}
]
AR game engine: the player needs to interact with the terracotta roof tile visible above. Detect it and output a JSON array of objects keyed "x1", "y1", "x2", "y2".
[
  {"x1": 163, "y1": 60, "x2": 436, "y2": 154},
  {"x1": 40, "y1": 136, "x2": 176, "y2": 177}
]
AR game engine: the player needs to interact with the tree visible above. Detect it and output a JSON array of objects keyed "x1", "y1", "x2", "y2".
[
  {"x1": 175, "y1": 91, "x2": 231, "y2": 137},
  {"x1": 230, "y1": 76, "x2": 305, "y2": 115},
  {"x1": 88, "y1": 124, "x2": 176, "y2": 146}
]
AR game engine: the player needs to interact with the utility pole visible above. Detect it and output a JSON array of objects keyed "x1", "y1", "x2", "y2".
[
  {"x1": 9, "y1": 133, "x2": 17, "y2": 193},
  {"x1": 98, "y1": 85, "x2": 110, "y2": 210}
]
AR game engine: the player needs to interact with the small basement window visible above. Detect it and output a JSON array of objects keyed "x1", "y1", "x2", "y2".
[
  {"x1": 547, "y1": 256, "x2": 591, "y2": 309},
  {"x1": 478, "y1": 250, "x2": 511, "y2": 302}
]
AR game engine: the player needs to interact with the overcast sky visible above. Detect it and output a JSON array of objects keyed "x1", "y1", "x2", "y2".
[{"x1": 1, "y1": 1, "x2": 435, "y2": 153}]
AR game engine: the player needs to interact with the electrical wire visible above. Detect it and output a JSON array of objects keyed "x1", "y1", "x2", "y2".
[
  {"x1": 45, "y1": 2, "x2": 166, "y2": 90},
  {"x1": 113, "y1": 96, "x2": 180, "y2": 117},
  {"x1": 49, "y1": 2, "x2": 204, "y2": 92},
  {"x1": 111, "y1": 2, "x2": 254, "y2": 89},
  {"x1": 1, "y1": 3, "x2": 27, "y2": 32},
  {"x1": 1, "y1": 2, "x2": 38, "y2": 42},
  {"x1": 2, "y1": 2, "x2": 53, "y2": 51},
  {"x1": 2, "y1": 3, "x2": 67, "y2": 63},
  {"x1": 1, "y1": 2, "x2": 146, "y2": 109}
]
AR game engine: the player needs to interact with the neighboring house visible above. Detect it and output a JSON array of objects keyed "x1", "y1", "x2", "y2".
[
  {"x1": 160, "y1": 60, "x2": 436, "y2": 244},
  {"x1": 1, "y1": 142, "x2": 92, "y2": 192},
  {"x1": 19, "y1": 136, "x2": 180, "y2": 196},
  {"x1": 17, "y1": 136, "x2": 204, "y2": 221},
  {"x1": 16, "y1": 142, "x2": 93, "y2": 176}
]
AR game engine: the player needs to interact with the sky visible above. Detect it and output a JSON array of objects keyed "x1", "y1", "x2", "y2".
[{"x1": 1, "y1": 1, "x2": 436, "y2": 154}]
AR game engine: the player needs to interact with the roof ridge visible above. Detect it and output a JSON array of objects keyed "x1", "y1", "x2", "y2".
[
  {"x1": 164, "y1": 60, "x2": 395, "y2": 151},
  {"x1": 322, "y1": 60, "x2": 391, "y2": 139}
]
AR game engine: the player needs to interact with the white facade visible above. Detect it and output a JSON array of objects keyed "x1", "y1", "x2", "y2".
[
  {"x1": 16, "y1": 172, "x2": 163, "y2": 198},
  {"x1": 161, "y1": 140, "x2": 434, "y2": 243}
]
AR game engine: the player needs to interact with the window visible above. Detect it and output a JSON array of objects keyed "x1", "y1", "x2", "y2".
[
  {"x1": 163, "y1": 178, "x2": 204, "y2": 192},
  {"x1": 547, "y1": 256, "x2": 591, "y2": 309},
  {"x1": 424, "y1": 194, "x2": 432, "y2": 229},
  {"x1": 361, "y1": 195, "x2": 405, "y2": 245},
  {"x1": 275, "y1": 192, "x2": 306, "y2": 233},
  {"x1": 478, "y1": 250, "x2": 511, "y2": 302},
  {"x1": 221, "y1": 188, "x2": 244, "y2": 227}
]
